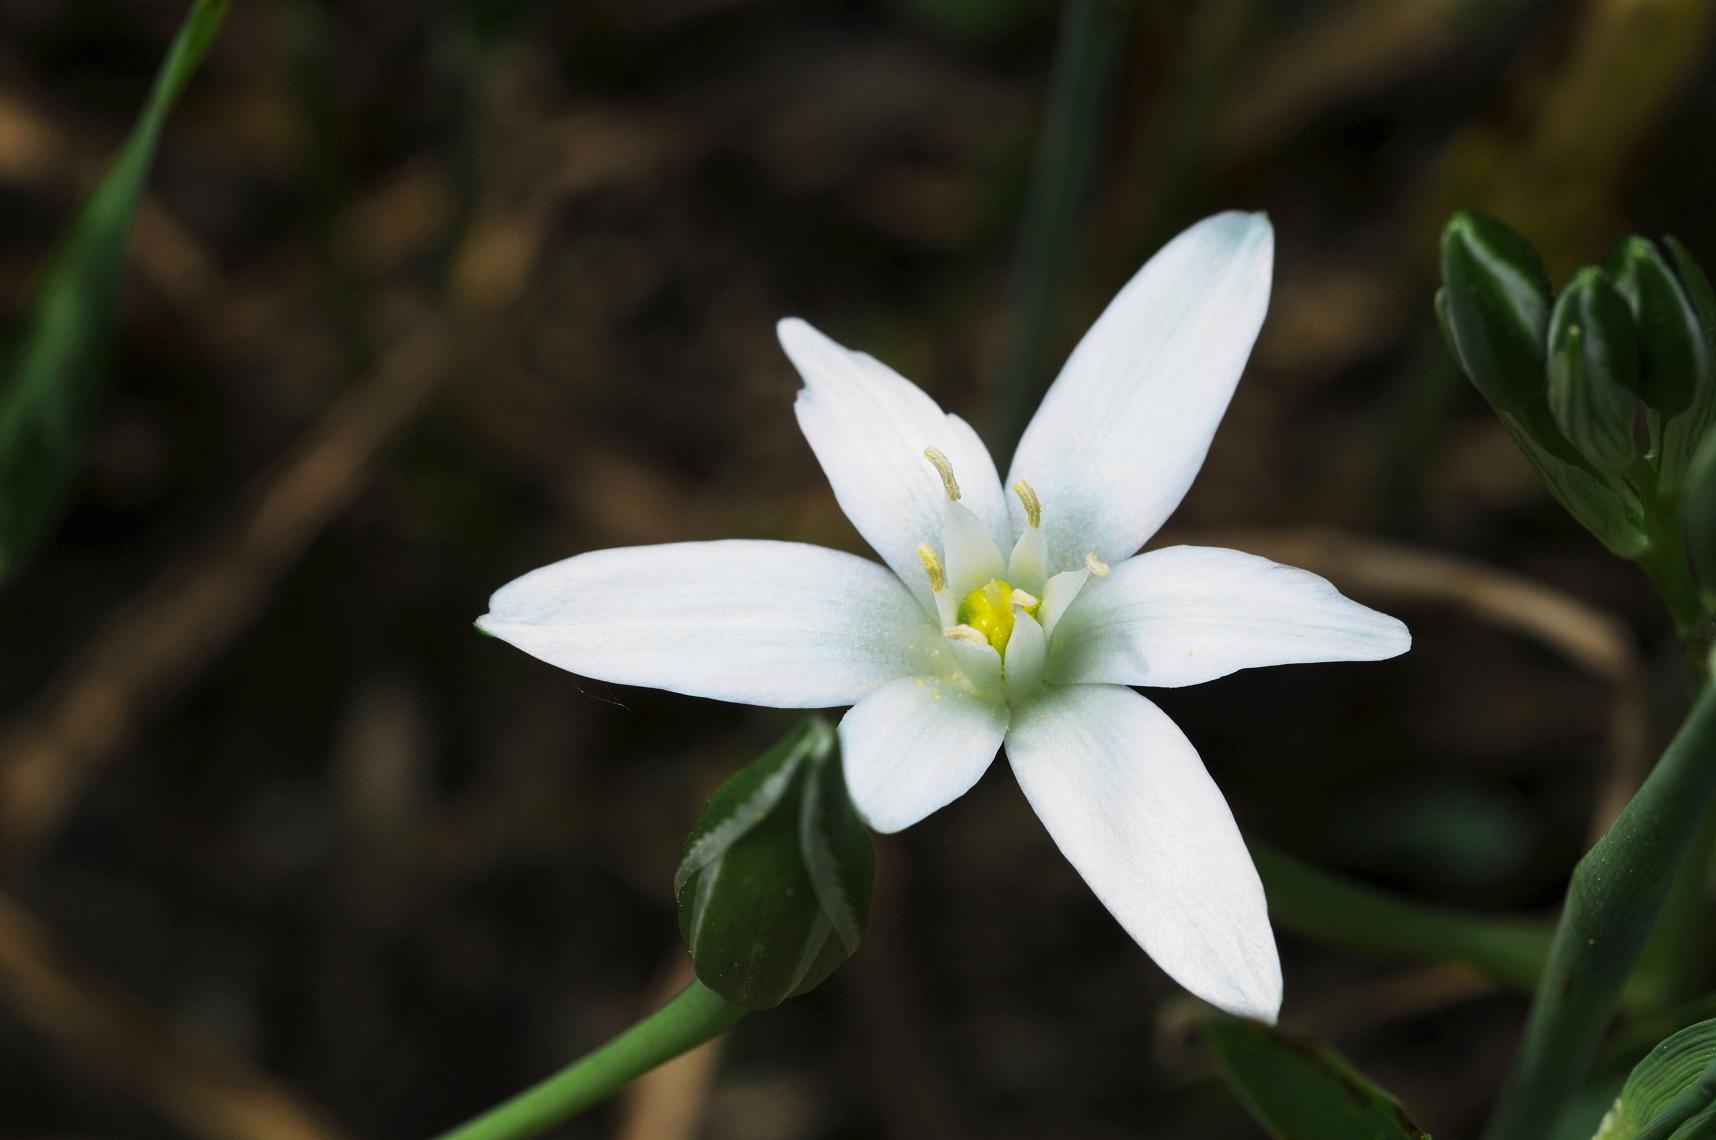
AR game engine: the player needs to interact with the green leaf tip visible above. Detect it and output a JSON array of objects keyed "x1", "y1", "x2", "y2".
[
  {"x1": 1202, "y1": 1015, "x2": 1431, "y2": 1139},
  {"x1": 0, "y1": 0, "x2": 228, "y2": 583},
  {"x1": 675, "y1": 717, "x2": 873, "y2": 1009}
]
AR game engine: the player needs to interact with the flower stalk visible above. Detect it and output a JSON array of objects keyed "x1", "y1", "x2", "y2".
[
  {"x1": 1484, "y1": 678, "x2": 1716, "y2": 1140},
  {"x1": 433, "y1": 981, "x2": 745, "y2": 1140}
]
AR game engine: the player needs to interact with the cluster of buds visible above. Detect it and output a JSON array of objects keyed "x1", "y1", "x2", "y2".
[{"x1": 1438, "y1": 213, "x2": 1716, "y2": 618}]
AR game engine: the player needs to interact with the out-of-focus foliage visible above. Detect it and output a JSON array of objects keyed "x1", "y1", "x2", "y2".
[{"x1": 0, "y1": 0, "x2": 227, "y2": 582}]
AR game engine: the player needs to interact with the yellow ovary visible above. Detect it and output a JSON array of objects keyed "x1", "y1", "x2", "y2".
[{"x1": 956, "y1": 578, "x2": 1040, "y2": 655}]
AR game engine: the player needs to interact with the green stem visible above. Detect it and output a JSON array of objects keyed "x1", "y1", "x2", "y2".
[
  {"x1": 1630, "y1": 454, "x2": 1706, "y2": 638},
  {"x1": 1624, "y1": 456, "x2": 1714, "y2": 1013},
  {"x1": 1252, "y1": 843, "x2": 1553, "y2": 992},
  {"x1": 1639, "y1": 538, "x2": 1706, "y2": 639},
  {"x1": 1632, "y1": 798, "x2": 1716, "y2": 1013},
  {"x1": 1483, "y1": 682, "x2": 1716, "y2": 1140},
  {"x1": 990, "y1": 0, "x2": 1128, "y2": 456},
  {"x1": 434, "y1": 981, "x2": 746, "y2": 1140}
]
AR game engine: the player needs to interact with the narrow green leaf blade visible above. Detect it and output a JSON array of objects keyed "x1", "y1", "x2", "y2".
[
  {"x1": 1203, "y1": 1016, "x2": 1431, "y2": 1140},
  {"x1": 0, "y1": 0, "x2": 228, "y2": 579}
]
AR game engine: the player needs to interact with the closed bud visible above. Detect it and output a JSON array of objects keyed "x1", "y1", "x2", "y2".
[
  {"x1": 1546, "y1": 268, "x2": 1641, "y2": 472},
  {"x1": 1605, "y1": 237, "x2": 1709, "y2": 416},
  {"x1": 1657, "y1": 238, "x2": 1716, "y2": 493},
  {"x1": 1439, "y1": 212, "x2": 1553, "y2": 415},
  {"x1": 675, "y1": 718, "x2": 872, "y2": 1009}
]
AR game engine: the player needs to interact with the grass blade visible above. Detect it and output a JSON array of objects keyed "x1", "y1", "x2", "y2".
[{"x1": 0, "y1": 0, "x2": 229, "y2": 580}]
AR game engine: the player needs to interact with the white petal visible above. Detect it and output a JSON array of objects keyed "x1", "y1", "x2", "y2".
[
  {"x1": 840, "y1": 676, "x2": 1007, "y2": 833},
  {"x1": 782, "y1": 318, "x2": 1011, "y2": 611},
  {"x1": 941, "y1": 501, "x2": 1006, "y2": 598},
  {"x1": 1007, "y1": 212, "x2": 1273, "y2": 570},
  {"x1": 479, "y1": 540, "x2": 937, "y2": 708},
  {"x1": 1047, "y1": 545, "x2": 1411, "y2": 688},
  {"x1": 1006, "y1": 684, "x2": 1281, "y2": 1021},
  {"x1": 1007, "y1": 525, "x2": 1047, "y2": 594},
  {"x1": 1038, "y1": 567, "x2": 1090, "y2": 638},
  {"x1": 941, "y1": 627, "x2": 1003, "y2": 694},
  {"x1": 1003, "y1": 608, "x2": 1046, "y2": 706}
]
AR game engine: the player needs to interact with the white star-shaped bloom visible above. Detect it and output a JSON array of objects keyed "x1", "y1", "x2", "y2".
[{"x1": 479, "y1": 211, "x2": 1410, "y2": 1022}]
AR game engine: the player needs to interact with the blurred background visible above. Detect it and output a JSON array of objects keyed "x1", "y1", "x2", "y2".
[{"x1": 0, "y1": 0, "x2": 1713, "y2": 1136}]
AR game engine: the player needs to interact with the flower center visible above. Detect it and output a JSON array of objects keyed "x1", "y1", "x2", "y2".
[{"x1": 957, "y1": 578, "x2": 1041, "y2": 655}]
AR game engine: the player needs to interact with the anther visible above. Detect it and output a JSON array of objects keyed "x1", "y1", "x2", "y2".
[
  {"x1": 944, "y1": 625, "x2": 989, "y2": 647},
  {"x1": 917, "y1": 544, "x2": 946, "y2": 592},
  {"x1": 1084, "y1": 552, "x2": 1111, "y2": 578},
  {"x1": 923, "y1": 447, "x2": 961, "y2": 501},
  {"x1": 1013, "y1": 480, "x2": 1041, "y2": 528}
]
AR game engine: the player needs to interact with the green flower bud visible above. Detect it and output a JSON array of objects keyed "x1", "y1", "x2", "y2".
[
  {"x1": 675, "y1": 718, "x2": 872, "y2": 1010},
  {"x1": 1546, "y1": 268, "x2": 1641, "y2": 472},
  {"x1": 1658, "y1": 237, "x2": 1716, "y2": 493},
  {"x1": 1439, "y1": 211, "x2": 1553, "y2": 415},
  {"x1": 1605, "y1": 237, "x2": 1709, "y2": 417}
]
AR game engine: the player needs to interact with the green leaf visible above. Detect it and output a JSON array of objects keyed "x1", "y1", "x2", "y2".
[
  {"x1": 0, "y1": 0, "x2": 228, "y2": 580},
  {"x1": 1548, "y1": 268, "x2": 1642, "y2": 473},
  {"x1": 676, "y1": 718, "x2": 873, "y2": 1010},
  {"x1": 1202, "y1": 1015, "x2": 1431, "y2": 1140},
  {"x1": 1251, "y1": 842, "x2": 1552, "y2": 993},
  {"x1": 1606, "y1": 237, "x2": 1708, "y2": 419},
  {"x1": 1594, "y1": 1018, "x2": 1716, "y2": 1140},
  {"x1": 1660, "y1": 237, "x2": 1716, "y2": 493}
]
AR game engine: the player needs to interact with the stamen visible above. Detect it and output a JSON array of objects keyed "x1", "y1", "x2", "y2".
[
  {"x1": 917, "y1": 543, "x2": 946, "y2": 592},
  {"x1": 1084, "y1": 551, "x2": 1111, "y2": 578},
  {"x1": 1013, "y1": 480, "x2": 1041, "y2": 528},
  {"x1": 944, "y1": 624, "x2": 989, "y2": 647},
  {"x1": 1009, "y1": 587, "x2": 1041, "y2": 612},
  {"x1": 923, "y1": 447, "x2": 961, "y2": 501}
]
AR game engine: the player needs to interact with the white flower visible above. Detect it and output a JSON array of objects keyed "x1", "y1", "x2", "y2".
[{"x1": 479, "y1": 212, "x2": 1409, "y2": 1023}]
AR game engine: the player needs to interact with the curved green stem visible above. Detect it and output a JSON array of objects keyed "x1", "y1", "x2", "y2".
[
  {"x1": 1484, "y1": 682, "x2": 1716, "y2": 1140},
  {"x1": 434, "y1": 981, "x2": 746, "y2": 1140}
]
